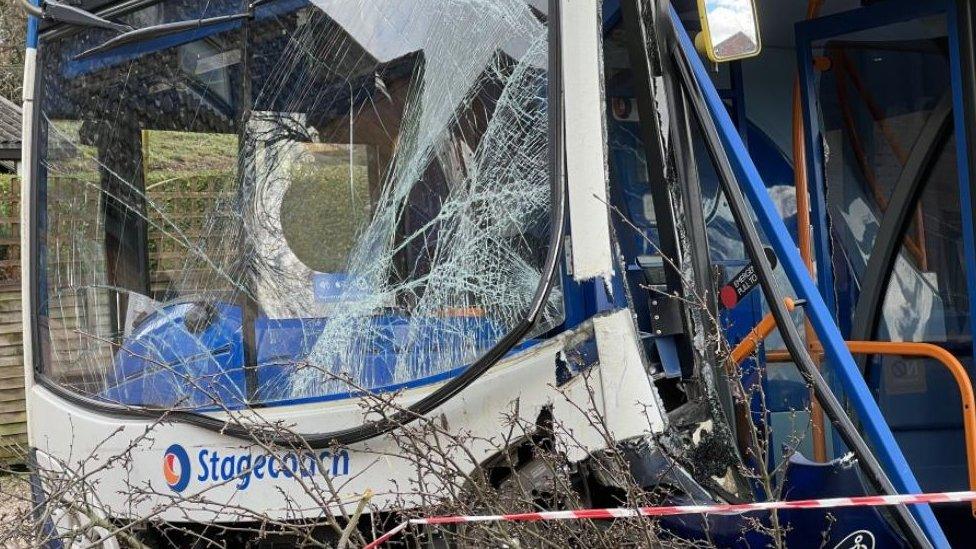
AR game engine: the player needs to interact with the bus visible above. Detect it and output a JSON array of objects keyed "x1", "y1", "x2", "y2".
[{"x1": 16, "y1": 0, "x2": 976, "y2": 546}]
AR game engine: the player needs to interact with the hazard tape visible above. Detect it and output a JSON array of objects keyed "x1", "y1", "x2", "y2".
[{"x1": 364, "y1": 490, "x2": 976, "y2": 548}]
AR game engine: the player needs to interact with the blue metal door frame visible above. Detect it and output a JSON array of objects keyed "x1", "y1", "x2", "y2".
[
  {"x1": 794, "y1": 0, "x2": 976, "y2": 544},
  {"x1": 670, "y1": 3, "x2": 947, "y2": 544},
  {"x1": 947, "y1": 1, "x2": 976, "y2": 431}
]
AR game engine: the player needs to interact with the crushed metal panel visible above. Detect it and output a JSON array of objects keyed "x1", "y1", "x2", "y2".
[
  {"x1": 555, "y1": 309, "x2": 666, "y2": 461},
  {"x1": 28, "y1": 314, "x2": 663, "y2": 519}
]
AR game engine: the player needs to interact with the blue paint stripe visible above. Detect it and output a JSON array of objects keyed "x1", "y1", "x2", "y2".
[
  {"x1": 26, "y1": 0, "x2": 39, "y2": 49},
  {"x1": 189, "y1": 339, "x2": 544, "y2": 412},
  {"x1": 669, "y1": 6, "x2": 947, "y2": 546},
  {"x1": 247, "y1": 364, "x2": 469, "y2": 411}
]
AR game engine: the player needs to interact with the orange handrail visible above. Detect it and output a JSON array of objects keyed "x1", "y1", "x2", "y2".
[
  {"x1": 842, "y1": 341, "x2": 976, "y2": 517},
  {"x1": 793, "y1": 0, "x2": 827, "y2": 461},
  {"x1": 731, "y1": 324, "x2": 976, "y2": 516},
  {"x1": 728, "y1": 298, "x2": 796, "y2": 364}
]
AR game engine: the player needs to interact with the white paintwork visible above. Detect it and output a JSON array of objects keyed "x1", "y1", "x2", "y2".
[
  {"x1": 22, "y1": 48, "x2": 36, "y2": 104},
  {"x1": 21, "y1": 47, "x2": 36, "y2": 423},
  {"x1": 561, "y1": 0, "x2": 614, "y2": 281},
  {"x1": 29, "y1": 310, "x2": 665, "y2": 523},
  {"x1": 554, "y1": 310, "x2": 667, "y2": 461}
]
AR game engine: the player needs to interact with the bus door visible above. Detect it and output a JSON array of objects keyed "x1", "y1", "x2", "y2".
[{"x1": 796, "y1": 1, "x2": 976, "y2": 533}]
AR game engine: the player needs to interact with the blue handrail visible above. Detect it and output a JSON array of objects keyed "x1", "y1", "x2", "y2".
[{"x1": 668, "y1": 5, "x2": 948, "y2": 546}]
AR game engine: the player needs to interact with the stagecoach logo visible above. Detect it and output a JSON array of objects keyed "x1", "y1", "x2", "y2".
[
  {"x1": 833, "y1": 530, "x2": 875, "y2": 549},
  {"x1": 162, "y1": 444, "x2": 351, "y2": 493},
  {"x1": 163, "y1": 444, "x2": 191, "y2": 493}
]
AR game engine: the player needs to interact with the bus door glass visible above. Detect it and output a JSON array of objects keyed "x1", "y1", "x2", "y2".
[{"x1": 808, "y1": 12, "x2": 970, "y2": 493}]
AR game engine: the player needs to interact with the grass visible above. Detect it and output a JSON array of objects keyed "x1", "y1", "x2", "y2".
[
  {"x1": 41, "y1": 124, "x2": 377, "y2": 281},
  {"x1": 143, "y1": 129, "x2": 238, "y2": 187}
]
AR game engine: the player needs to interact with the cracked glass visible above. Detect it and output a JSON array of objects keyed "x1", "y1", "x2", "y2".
[{"x1": 34, "y1": 0, "x2": 561, "y2": 410}]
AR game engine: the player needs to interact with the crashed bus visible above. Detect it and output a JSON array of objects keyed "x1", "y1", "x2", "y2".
[{"x1": 14, "y1": 0, "x2": 976, "y2": 546}]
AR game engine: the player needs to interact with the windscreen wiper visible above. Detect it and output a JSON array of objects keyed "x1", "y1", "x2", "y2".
[
  {"x1": 74, "y1": 12, "x2": 253, "y2": 60},
  {"x1": 19, "y1": 0, "x2": 132, "y2": 33}
]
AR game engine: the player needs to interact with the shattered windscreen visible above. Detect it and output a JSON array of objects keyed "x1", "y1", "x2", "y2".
[{"x1": 33, "y1": 0, "x2": 561, "y2": 411}]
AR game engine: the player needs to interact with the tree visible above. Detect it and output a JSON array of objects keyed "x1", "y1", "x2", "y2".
[{"x1": 0, "y1": 0, "x2": 26, "y2": 102}]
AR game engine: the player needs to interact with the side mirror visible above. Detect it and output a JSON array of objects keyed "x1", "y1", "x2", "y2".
[{"x1": 695, "y1": 0, "x2": 762, "y2": 62}]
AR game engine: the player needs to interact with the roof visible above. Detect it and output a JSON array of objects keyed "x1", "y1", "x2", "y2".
[{"x1": 0, "y1": 95, "x2": 21, "y2": 161}]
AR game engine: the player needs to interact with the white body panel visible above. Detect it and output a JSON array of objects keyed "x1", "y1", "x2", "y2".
[
  {"x1": 28, "y1": 310, "x2": 664, "y2": 522},
  {"x1": 22, "y1": 2, "x2": 666, "y2": 528},
  {"x1": 21, "y1": 46, "x2": 36, "y2": 408},
  {"x1": 561, "y1": 0, "x2": 615, "y2": 281}
]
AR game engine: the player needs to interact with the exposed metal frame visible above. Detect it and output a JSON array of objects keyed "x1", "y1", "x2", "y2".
[
  {"x1": 621, "y1": 0, "x2": 700, "y2": 379},
  {"x1": 612, "y1": 0, "x2": 754, "y2": 503},
  {"x1": 658, "y1": 27, "x2": 742, "y2": 452}
]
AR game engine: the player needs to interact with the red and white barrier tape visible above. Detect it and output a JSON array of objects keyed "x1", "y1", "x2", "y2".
[{"x1": 364, "y1": 490, "x2": 976, "y2": 548}]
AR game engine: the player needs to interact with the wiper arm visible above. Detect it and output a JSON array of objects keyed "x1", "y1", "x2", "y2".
[
  {"x1": 19, "y1": 0, "x2": 132, "y2": 33},
  {"x1": 74, "y1": 13, "x2": 252, "y2": 61}
]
